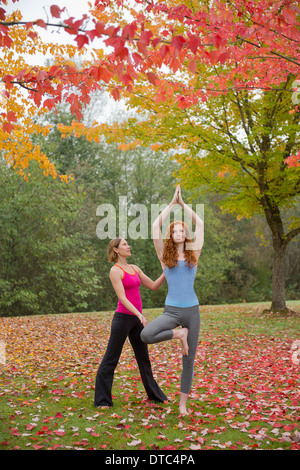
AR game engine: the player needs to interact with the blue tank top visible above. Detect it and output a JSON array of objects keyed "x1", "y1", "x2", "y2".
[{"x1": 164, "y1": 260, "x2": 199, "y2": 308}]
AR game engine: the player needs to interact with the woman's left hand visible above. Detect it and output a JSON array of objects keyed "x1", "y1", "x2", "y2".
[{"x1": 177, "y1": 185, "x2": 184, "y2": 206}]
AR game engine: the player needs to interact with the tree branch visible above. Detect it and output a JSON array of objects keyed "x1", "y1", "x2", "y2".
[{"x1": 283, "y1": 226, "x2": 300, "y2": 247}]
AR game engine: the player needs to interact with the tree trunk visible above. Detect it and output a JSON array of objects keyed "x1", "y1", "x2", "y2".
[
  {"x1": 260, "y1": 195, "x2": 290, "y2": 312},
  {"x1": 271, "y1": 239, "x2": 287, "y2": 311}
]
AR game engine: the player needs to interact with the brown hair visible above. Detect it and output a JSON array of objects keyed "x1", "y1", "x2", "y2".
[
  {"x1": 161, "y1": 221, "x2": 197, "y2": 269},
  {"x1": 107, "y1": 237, "x2": 122, "y2": 263}
]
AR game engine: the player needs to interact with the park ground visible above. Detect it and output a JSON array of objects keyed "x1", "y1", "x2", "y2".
[{"x1": 0, "y1": 301, "x2": 299, "y2": 451}]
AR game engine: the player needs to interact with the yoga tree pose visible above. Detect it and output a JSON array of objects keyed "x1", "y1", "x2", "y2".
[{"x1": 141, "y1": 185, "x2": 204, "y2": 415}]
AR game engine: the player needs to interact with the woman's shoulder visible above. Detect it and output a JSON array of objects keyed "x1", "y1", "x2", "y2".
[
  {"x1": 110, "y1": 264, "x2": 120, "y2": 271},
  {"x1": 110, "y1": 264, "x2": 124, "y2": 277},
  {"x1": 130, "y1": 264, "x2": 141, "y2": 274}
]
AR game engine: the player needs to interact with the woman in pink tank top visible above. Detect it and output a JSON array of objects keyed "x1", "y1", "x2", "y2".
[{"x1": 94, "y1": 237, "x2": 167, "y2": 407}]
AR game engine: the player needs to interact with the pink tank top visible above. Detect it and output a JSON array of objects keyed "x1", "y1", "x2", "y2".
[{"x1": 115, "y1": 265, "x2": 142, "y2": 315}]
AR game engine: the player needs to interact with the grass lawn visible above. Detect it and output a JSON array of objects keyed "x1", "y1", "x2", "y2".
[{"x1": 0, "y1": 301, "x2": 299, "y2": 451}]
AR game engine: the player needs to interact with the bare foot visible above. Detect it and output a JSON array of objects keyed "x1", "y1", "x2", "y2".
[
  {"x1": 179, "y1": 328, "x2": 189, "y2": 356},
  {"x1": 172, "y1": 327, "x2": 189, "y2": 355},
  {"x1": 179, "y1": 392, "x2": 189, "y2": 415},
  {"x1": 179, "y1": 405, "x2": 189, "y2": 415}
]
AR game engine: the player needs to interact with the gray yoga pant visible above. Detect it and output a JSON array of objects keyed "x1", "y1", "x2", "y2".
[{"x1": 141, "y1": 304, "x2": 200, "y2": 394}]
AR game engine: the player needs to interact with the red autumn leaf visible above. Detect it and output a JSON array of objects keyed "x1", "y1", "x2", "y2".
[
  {"x1": 90, "y1": 64, "x2": 112, "y2": 84},
  {"x1": 211, "y1": 34, "x2": 223, "y2": 49},
  {"x1": 48, "y1": 65, "x2": 61, "y2": 77},
  {"x1": 87, "y1": 29, "x2": 98, "y2": 42},
  {"x1": 2, "y1": 74, "x2": 13, "y2": 89},
  {"x1": 156, "y1": 434, "x2": 167, "y2": 440},
  {"x1": 115, "y1": 46, "x2": 129, "y2": 60},
  {"x1": 64, "y1": 17, "x2": 85, "y2": 35},
  {"x1": 24, "y1": 22, "x2": 33, "y2": 31},
  {"x1": 187, "y1": 36, "x2": 201, "y2": 54},
  {"x1": 32, "y1": 92, "x2": 42, "y2": 107},
  {"x1": 137, "y1": 30, "x2": 153, "y2": 54},
  {"x1": 10, "y1": 428, "x2": 21, "y2": 436},
  {"x1": 152, "y1": 37, "x2": 161, "y2": 48},
  {"x1": 95, "y1": 21, "x2": 106, "y2": 36},
  {"x1": 75, "y1": 34, "x2": 89, "y2": 50},
  {"x1": 188, "y1": 60, "x2": 197, "y2": 74},
  {"x1": 159, "y1": 44, "x2": 169, "y2": 59},
  {"x1": 6, "y1": 111, "x2": 17, "y2": 122},
  {"x1": 2, "y1": 122, "x2": 15, "y2": 134},
  {"x1": 73, "y1": 438, "x2": 89, "y2": 446},
  {"x1": 111, "y1": 87, "x2": 121, "y2": 101},
  {"x1": 132, "y1": 52, "x2": 143, "y2": 67},
  {"x1": 2, "y1": 35, "x2": 13, "y2": 48},
  {"x1": 25, "y1": 424, "x2": 37, "y2": 430},
  {"x1": 147, "y1": 72, "x2": 159, "y2": 86},
  {"x1": 0, "y1": 24, "x2": 8, "y2": 34},
  {"x1": 36, "y1": 70, "x2": 48, "y2": 81},
  {"x1": 0, "y1": 7, "x2": 5, "y2": 20},
  {"x1": 35, "y1": 19, "x2": 47, "y2": 29},
  {"x1": 122, "y1": 21, "x2": 138, "y2": 39},
  {"x1": 170, "y1": 35, "x2": 185, "y2": 52},
  {"x1": 204, "y1": 49, "x2": 219, "y2": 65},
  {"x1": 32, "y1": 444, "x2": 44, "y2": 450},
  {"x1": 28, "y1": 31, "x2": 38, "y2": 41},
  {"x1": 50, "y1": 5, "x2": 62, "y2": 18},
  {"x1": 218, "y1": 51, "x2": 230, "y2": 64},
  {"x1": 73, "y1": 390, "x2": 85, "y2": 398}
]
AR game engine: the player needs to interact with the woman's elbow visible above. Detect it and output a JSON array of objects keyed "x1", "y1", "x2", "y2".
[{"x1": 148, "y1": 283, "x2": 159, "y2": 291}]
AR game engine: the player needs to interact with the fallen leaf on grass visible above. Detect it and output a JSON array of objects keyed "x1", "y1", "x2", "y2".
[
  {"x1": 127, "y1": 439, "x2": 142, "y2": 446},
  {"x1": 190, "y1": 443, "x2": 201, "y2": 450}
]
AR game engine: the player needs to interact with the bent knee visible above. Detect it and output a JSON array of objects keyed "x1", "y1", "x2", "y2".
[{"x1": 140, "y1": 328, "x2": 150, "y2": 344}]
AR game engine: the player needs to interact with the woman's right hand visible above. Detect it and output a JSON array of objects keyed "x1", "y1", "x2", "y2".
[
  {"x1": 138, "y1": 313, "x2": 148, "y2": 327},
  {"x1": 170, "y1": 185, "x2": 179, "y2": 206}
]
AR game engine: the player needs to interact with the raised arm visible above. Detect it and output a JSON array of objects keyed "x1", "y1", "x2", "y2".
[
  {"x1": 177, "y1": 185, "x2": 204, "y2": 259},
  {"x1": 152, "y1": 186, "x2": 179, "y2": 261}
]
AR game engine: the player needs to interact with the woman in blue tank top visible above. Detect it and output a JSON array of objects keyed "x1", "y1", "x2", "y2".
[{"x1": 141, "y1": 185, "x2": 204, "y2": 415}]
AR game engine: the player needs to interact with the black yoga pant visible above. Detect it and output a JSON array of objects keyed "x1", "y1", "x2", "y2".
[
  {"x1": 94, "y1": 312, "x2": 167, "y2": 407},
  {"x1": 141, "y1": 304, "x2": 200, "y2": 394}
]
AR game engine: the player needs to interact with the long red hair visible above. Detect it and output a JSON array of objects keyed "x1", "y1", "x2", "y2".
[{"x1": 162, "y1": 221, "x2": 197, "y2": 269}]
